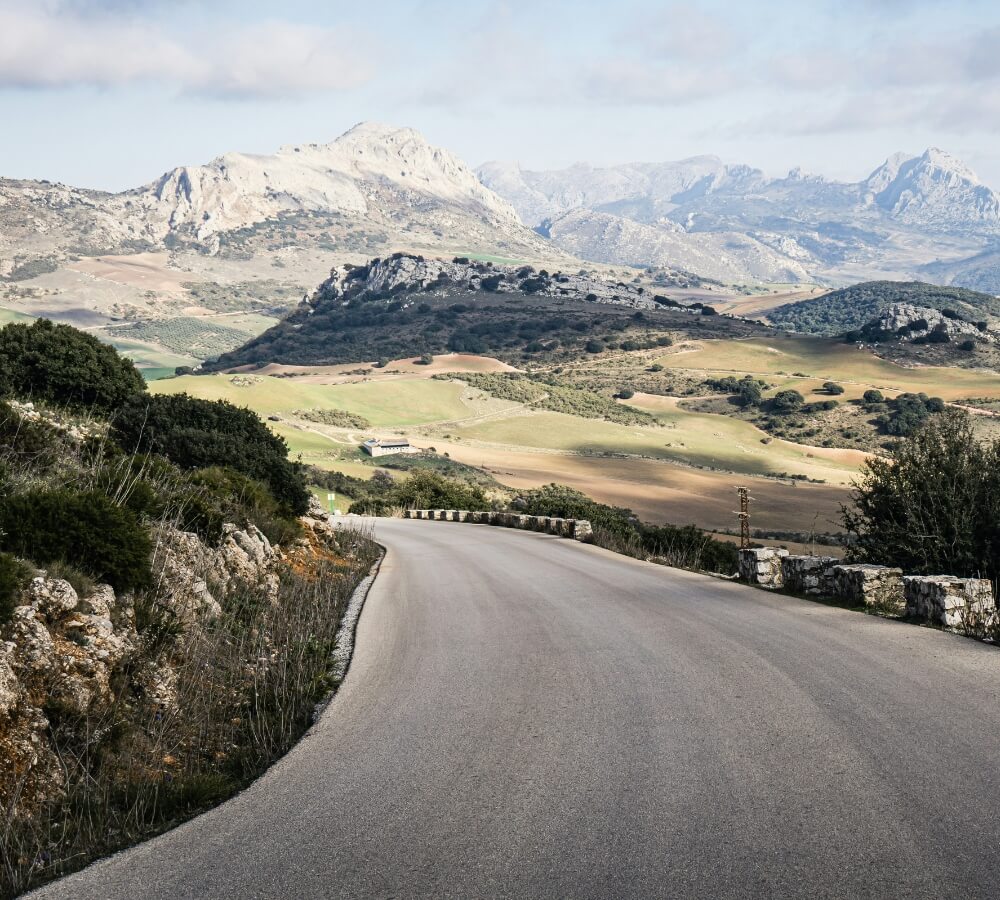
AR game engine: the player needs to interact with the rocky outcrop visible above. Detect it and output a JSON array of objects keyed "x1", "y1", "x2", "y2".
[
  {"x1": 871, "y1": 303, "x2": 990, "y2": 341},
  {"x1": 0, "y1": 510, "x2": 335, "y2": 818},
  {"x1": 306, "y1": 252, "x2": 664, "y2": 311}
]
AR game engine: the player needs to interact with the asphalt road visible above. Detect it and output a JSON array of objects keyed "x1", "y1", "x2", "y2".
[{"x1": 34, "y1": 519, "x2": 1000, "y2": 899}]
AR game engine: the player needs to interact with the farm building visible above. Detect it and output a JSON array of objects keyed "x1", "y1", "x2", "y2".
[{"x1": 361, "y1": 438, "x2": 418, "y2": 458}]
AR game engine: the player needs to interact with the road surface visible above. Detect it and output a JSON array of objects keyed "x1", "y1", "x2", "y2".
[{"x1": 34, "y1": 519, "x2": 1000, "y2": 898}]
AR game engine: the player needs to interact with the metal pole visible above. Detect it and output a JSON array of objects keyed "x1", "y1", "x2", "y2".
[{"x1": 736, "y1": 486, "x2": 750, "y2": 550}]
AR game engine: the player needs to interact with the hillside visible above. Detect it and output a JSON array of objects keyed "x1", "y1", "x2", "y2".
[
  {"x1": 479, "y1": 149, "x2": 1000, "y2": 291},
  {"x1": 767, "y1": 281, "x2": 1000, "y2": 335},
  {"x1": 204, "y1": 254, "x2": 763, "y2": 370}
]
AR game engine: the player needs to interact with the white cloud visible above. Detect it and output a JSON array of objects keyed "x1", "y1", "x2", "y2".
[{"x1": 0, "y1": 5, "x2": 371, "y2": 98}]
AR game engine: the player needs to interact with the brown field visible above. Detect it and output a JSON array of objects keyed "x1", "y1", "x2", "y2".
[
  {"x1": 431, "y1": 439, "x2": 850, "y2": 534},
  {"x1": 66, "y1": 252, "x2": 193, "y2": 293},
  {"x1": 710, "y1": 286, "x2": 829, "y2": 318}
]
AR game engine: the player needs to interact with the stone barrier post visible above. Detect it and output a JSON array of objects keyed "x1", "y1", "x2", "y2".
[
  {"x1": 904, "y1": 576, "x2": 995, "y2": 627},
  {"x1": 738, "y1": 548, "x2": 788, "y2": 588},
  {"x1": 829, "y1": 564, "x2": 904, "y2": 611}
]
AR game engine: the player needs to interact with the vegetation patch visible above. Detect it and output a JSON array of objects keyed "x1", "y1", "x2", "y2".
[{"x1": 293, "y1": 408, "x2": 372, "y2": 429}]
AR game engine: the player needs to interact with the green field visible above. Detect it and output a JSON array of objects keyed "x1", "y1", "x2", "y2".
[
  {"x1": 657, "y1": 336, "x2": 1000, "y2": 400},
  {"x1": 0, "y1": 307, "x2": 34, "y2": 325},
  {"x1": 153, "y1": 374, "x2": 476, "y2": 427},
  {"x1": 102, "y1": 336, "x2": 197, "y2": 374}
]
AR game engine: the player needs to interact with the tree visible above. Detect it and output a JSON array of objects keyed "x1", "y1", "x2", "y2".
[
  {"x1": 770, "y1": 389, "x2": 804, "y2": 413},
  {"x1": 0, "y1": 319, "x2": 146, "y2": 414},
  {"x1": 822, "y1": 381, "x2": 845, "y2": 395},
  {"x1": 862, "y1": 389, "x2": 884, "y2": 405},
  {"x1": 843, "y1": 411, "x2": 1000, "y2": 581}
]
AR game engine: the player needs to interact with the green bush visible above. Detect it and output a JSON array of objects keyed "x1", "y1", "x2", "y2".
[
  {"x1": 112, "y1": 394, "x2": 310, "y2": 516},
  {"x1": 844, "y1": 411, "x2": 1000, "y2": 581},
  {"x1": 862, "y1": 389, "x2": 884, "y2": 405},
  {"x1": 770, "y1": 389, "x2": 804, "y2": 413},
  {"x1": 0, "y1": 489, "x2": 152, "y2": 592},
  {"x1": 822, "y1": 381, "x2": 845, "y2": 395},
  {"x1": 0, "y1": 319, "x2": 146, "y2": 414},
  {"x1": 349, "y1": 470, "x2": 487, "y2": 514},
  {"x1": 0, "y1": 552, "x2": 32, "y2": 624}
]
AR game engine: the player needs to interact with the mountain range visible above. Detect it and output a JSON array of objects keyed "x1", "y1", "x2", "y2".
[
  {"x1": 2, "y1": 124, "x2": 1000, "y2": 334},
  {"x1": 478, "y1": 148, "x2": 1000, "y2": 291}
]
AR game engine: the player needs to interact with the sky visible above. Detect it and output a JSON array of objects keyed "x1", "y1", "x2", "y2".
[{"x1": 2, "y1": 0, "x2": 1000, "y2": 191}]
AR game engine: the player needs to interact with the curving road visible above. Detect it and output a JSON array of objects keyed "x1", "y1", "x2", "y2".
[{"x1": 35, "y1": 519, "x2": 1000, "y2": 899}]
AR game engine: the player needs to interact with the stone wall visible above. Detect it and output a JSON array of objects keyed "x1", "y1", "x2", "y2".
[
  {"x1": 904, "y1": 576, "x2": 995, "y2": 627},
  {"x1": 780, "y1": 555, "x2": 839, "y2": 596},
  {"x1": 828, "y1": 564, "x2": 904, "y2": 611},
  {"x1": 404, "y1": 509, "x2": 593, "y2": 542}
]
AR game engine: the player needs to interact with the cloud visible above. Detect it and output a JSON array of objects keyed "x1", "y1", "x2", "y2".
[
  {"x1": 625, "y1": 4, "x2": 737, "y2": 61},
  {"x1": 0, "y1": 4, "x2": 371, "y2": 98}
]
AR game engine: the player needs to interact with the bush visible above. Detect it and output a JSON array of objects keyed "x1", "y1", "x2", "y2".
[
  {"x1": 616, "y1": 388, "x2": 635, "y2": 400},
  {"x1": 843, "y1": 411, "x2": 1000, "y2": 581},
  {"x1": 770, "y1": 389, "x2": 804, "y2": 413},
  {"x1": 0, "y1": 488, "x2": 151, "y2": 592},
  {"x1": 0, "y1": 319, "x2": 146, "y2": 414},
  {"x1": 112, "y1": 394, "x2": 310, "y2": 515},
  {"x1": 0, "y1": 552, "x2": 32, "y2": 625},
  {"x1": 349, "y1": 470, "x2": 487, "y2": 514},
  {"x1": 862, "y1": 389, "x2": 884, "y2": 405},
  {"x1": 585, "y1": 339, "x2": 605, "y2": 354},
  {"x1": 959, "y1": 339, "x2": 976, "y2": 352},
  {"x1": 415, "y1": 353, "x2": 433, "y2": 365},
  {"x1": 822, "y1": 381, "x2": 845, "y2": 395},
  {"x1": 877, "y1": 392, "x2": 945, "y2": 437}
]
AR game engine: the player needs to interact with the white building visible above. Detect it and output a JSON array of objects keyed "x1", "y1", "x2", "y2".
[{"x1": 361, "y1": 438, "x2": 418, "y2": 458}]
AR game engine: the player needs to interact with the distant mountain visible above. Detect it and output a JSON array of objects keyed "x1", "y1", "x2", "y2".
[
  {"x1": 543, "y1": 208, "x2": 810, "y2": 284},
  {"x1": 0, "y1": 122, "x2": 564, "y2": 302},
  {"x1": 766, "y1": 281, "x2": 1000, "y2": 336},
  {"x1": 478, "y1": 149, "x2": 1000, "y2": 292}
]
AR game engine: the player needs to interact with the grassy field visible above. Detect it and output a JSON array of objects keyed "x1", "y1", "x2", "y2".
[
  {"x1": 0, "y1": 307, "x2": 34, "y2": 325},
  {"x1": 100, "y1": 336, "x2": 196, "y2": 375},
  {"x1": 150, "y1": 358, "x2": 867, "y2": 534},
  {"x1": 447, "y1": 407, "x2": 862, "y2": 485},
  {"x1": 153, "y1": 373, "x2": 481, "y2": 427},
  {"x1": 656, "y1": 336, "x2": 1000, "y2": 400}
]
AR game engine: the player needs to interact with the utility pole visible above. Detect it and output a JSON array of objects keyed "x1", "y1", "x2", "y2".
[{"x1": 736, "y1": 486, "x2": 750, "y2": 549}]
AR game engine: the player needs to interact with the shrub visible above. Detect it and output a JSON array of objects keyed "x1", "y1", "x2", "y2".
[
  {"x1": 770, "y1": 390, "x2": 804, "y2": 413},
  {"x1": 959, "y1": 339, "x2": 976, "y2": 352},
  {"x1": 616, "y1": 388, "x2": 635, "y2": 400},
  {"x1": 349, "y1": 470, "x2": 487, "y2": 514},
  {"x1": 862, "y1": 389, "x2": 884, "y2": 405},
  {"x1": 0, "y1": 488, "x2": 152, "y2": 592},
  {"x1": 822, "y1": 381, "x2": 845, "y2": 395},
  {"x1": 585, "y1": 339, "x2": 605, "y2": 354},
  {"x1": 0, "y1": 319, "x2": 146, "y2": 414},
  {"x1": 0, "y1": 552, "x2": 32, "y2": 624},
  {"x1": 843, "y1": 411, "x2": 1000, "y2": 581},
  {"x1": 112, "y1": 394, "x2": 310, "y2": 515},
  {"x1": 415, "y1": 353, "x2": 433, "y2": 365}
]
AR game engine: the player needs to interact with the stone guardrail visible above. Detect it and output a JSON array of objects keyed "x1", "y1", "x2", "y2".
[
  {"x1": 403, "y1": 509, "x2": 593, "y2": 542},
  {"x1": 739, "y1": 547, "x2": 995, "y2": 628}
]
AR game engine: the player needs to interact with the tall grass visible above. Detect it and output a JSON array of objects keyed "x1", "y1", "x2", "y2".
[{"x1": 1, "y1": 530, "x2": 378, "y2": 899}]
